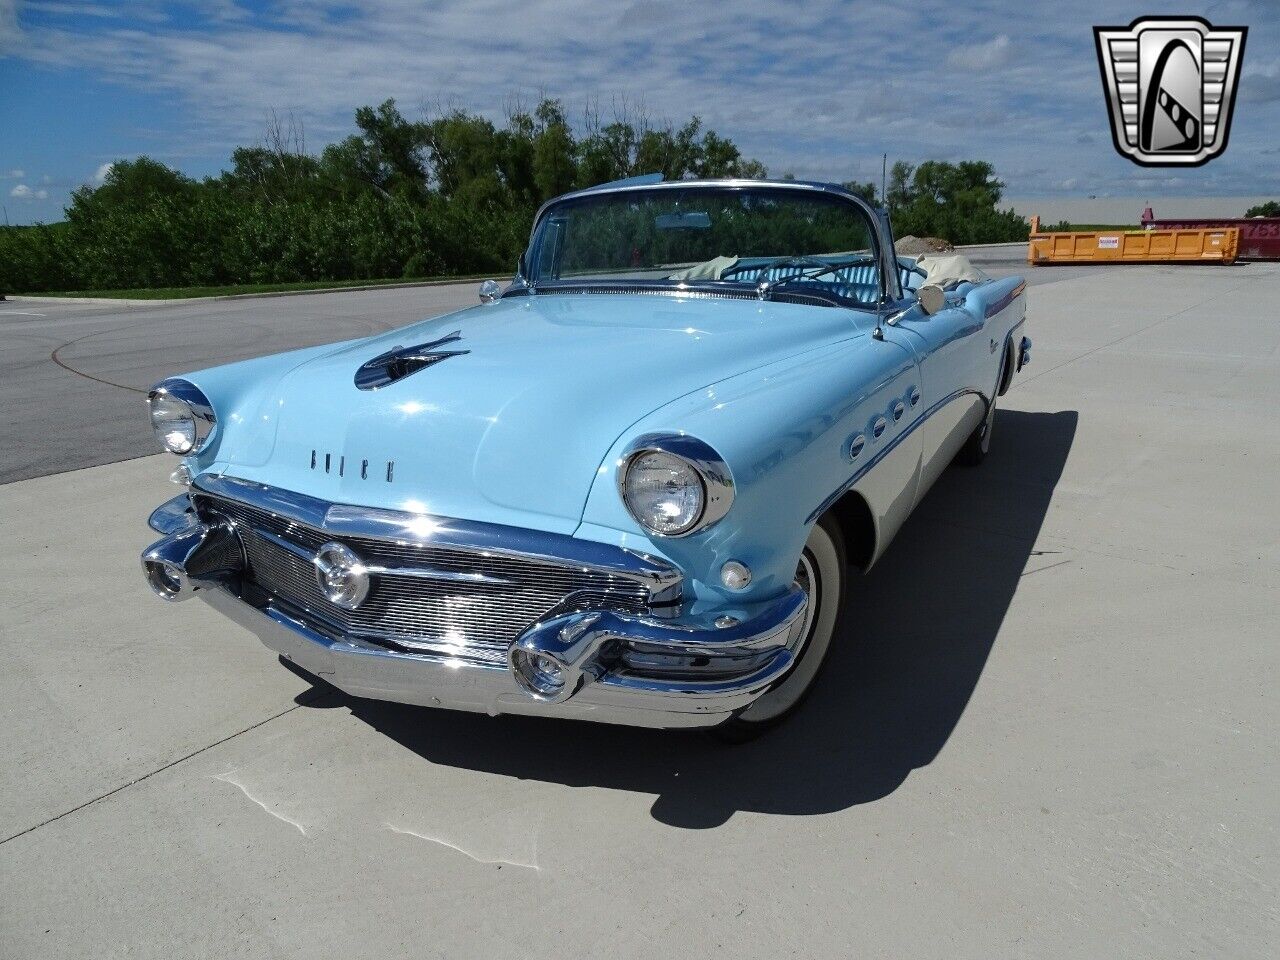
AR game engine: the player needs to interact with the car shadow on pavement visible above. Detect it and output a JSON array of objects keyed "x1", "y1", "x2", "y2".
[{"x1": 308, "y1": 408, "x2": 1078, "y2": 828}]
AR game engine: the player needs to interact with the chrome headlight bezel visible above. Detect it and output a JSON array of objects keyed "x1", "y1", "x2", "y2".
[
  {"x1": 147, "y1": 378, "x2": 216, "y2": 456},
  {"x1": 617, "y1": 433, "x2": 735, "y2": 538}
]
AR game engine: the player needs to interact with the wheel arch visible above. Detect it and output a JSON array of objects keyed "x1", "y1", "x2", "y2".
[
  {"x1": 997, "y1": 335, "x2": 1018, "y2": 396},
  {"x1": 825, "y1": 488, "x2": 877, "y2": 573}
]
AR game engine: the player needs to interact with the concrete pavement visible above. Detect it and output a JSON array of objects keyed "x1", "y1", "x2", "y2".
[
  {"x1": 1, "y1": 262, "x2": 1277, "y2": 958},
  {"x1": 0, "y1": 281, "x2": 482, "y2": 484}
]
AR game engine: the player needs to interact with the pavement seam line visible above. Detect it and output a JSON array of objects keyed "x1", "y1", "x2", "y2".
[{"x1": 0, "y1": 688, "x2": 336, "y2": 847}]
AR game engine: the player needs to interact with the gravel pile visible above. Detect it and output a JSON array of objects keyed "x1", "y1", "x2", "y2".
[{"x1": 894, "y1": 235, "x2": 956, "y2": 256}]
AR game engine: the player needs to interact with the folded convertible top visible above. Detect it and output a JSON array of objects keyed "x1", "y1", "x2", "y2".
[{"x1": 914, "y1": 253, "x2": 990, "y2": 289}]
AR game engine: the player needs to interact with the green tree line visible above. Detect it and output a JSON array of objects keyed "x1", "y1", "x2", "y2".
[
  {"x1": 0, "y1": 99, "x2": 1028, "y2": 293},
  {"x1": 841, "y1": 160, "x2": 1029, "y2": 245}
]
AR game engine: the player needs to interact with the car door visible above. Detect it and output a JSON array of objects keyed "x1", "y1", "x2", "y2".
[{"x1": 888, "y1": 298, "x2": 990, "y2": 498}]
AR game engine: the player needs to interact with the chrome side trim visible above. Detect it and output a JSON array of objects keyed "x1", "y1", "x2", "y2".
[
  {"x1": 617, "y1": 433, "x2": 736, "y2": 538},
  {"x1": 806, "y1": 387, "x2": 987, "y2": 524},
  {"x1": 808, "y1": 305, "x2": 1028, "y2": 526},
  {"x1": 191, "y1": 474, "x2": 682, "y2": 600}
]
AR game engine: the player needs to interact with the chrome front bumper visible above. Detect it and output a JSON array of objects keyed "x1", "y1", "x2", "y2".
[{"x1": 142, "y1": 487, "x2": 807, "y2": 729}]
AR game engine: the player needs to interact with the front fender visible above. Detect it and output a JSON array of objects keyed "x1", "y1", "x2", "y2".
[
  {"x1": 578, "y1": 333, "x2": 919, "y2": 605},
  {"x1": 165, "y1": 339, "x2": 365, "y2": 475}
]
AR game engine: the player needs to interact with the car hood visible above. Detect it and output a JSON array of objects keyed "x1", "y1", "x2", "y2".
[{"x1": 215, "y1": 293, "x2": 865, "y2": 531}]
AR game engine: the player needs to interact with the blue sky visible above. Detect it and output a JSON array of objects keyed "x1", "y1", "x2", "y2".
[{"x1": 1, "y1": 0, "x2": 1277, "y2": 224}]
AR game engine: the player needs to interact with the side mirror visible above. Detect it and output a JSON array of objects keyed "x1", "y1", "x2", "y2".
[
  {"x1": 918, "y1": 284, "x2": 946, "y2": 316},
  {"x1": 478, "y1": 279, "x2": 502, "y2": 304}
]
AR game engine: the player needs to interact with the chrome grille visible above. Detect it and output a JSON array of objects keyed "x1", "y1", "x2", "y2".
[{"x1": 199, "y1": 494, "x2": 652, "y2": 662}]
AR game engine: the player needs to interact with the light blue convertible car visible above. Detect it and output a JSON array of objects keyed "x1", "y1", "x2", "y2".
[{"x1": 142, "y1": 177, "x2": 1030, "y2": 739}]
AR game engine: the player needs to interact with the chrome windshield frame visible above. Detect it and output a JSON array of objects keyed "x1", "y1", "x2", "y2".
[{"x1": 514, "y1": 179, "x2": 902, "y2": 305}]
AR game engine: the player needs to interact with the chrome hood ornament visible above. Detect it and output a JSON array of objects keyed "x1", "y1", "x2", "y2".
[{"x1": 354, "y1": 330, "x2": 470, "y2": 390}]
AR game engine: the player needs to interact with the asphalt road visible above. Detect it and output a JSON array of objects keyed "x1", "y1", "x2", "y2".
[
  {"x1": 2, "y1": 261, "x2": 1277, "y2": 957},
  {"x1": 0, "y1": 282, "x2": 482, "y2": 484},
  {"x1": 0, "y1": 253, "x2": 1088, "y2": 485}
]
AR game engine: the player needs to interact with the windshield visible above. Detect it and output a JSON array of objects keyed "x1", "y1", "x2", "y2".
[{"x1": 524, "y1": 185, "x2": 882, "y2": 306}]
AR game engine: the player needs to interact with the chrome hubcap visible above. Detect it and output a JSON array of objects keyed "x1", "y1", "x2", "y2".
[{"x1": 790, "y1": 551, "x2": 819, "y2": 655}]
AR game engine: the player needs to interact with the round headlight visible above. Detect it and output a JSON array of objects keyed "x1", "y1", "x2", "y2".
[
  {"x1": 618, "y1": 434, "x2": 735, "y2": 538},
  {"x1": 149, "y1": 394, "x2": 196, "y2": 453},
  {"x1": 147, "y1": 380, "x2": 215, "y2": 455},
  {"x1": 622, "y1": 450, "x2": 706, "y2": 536}
]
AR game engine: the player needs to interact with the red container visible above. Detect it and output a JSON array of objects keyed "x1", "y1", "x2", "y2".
[{"x1": 1141, "y1": 214, "x2": 1280, "y2": 260}]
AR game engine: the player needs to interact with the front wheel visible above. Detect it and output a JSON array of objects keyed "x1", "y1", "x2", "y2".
[
  {"x1": 712, "y1": 513, "x2": 847, "y2": 743},
  {"x1": 957, "y1": 342, "x2": 1011, "y2": 468},
  {"x1": 954, "y1": 391, "x2": 996, "y2": 467}
]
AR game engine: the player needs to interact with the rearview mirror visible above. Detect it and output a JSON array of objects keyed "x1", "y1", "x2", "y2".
[
  {"x1": 655, "y1": 211, "x2": 711, "y2": 230},
  {"x1": 478, "y1": 279, "x2": 502, "y2": 303}
]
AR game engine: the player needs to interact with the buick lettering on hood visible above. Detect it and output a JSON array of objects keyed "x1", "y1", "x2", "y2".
[{"x1": 141, "y1": 177, "x2": 1030, "y2": 739}]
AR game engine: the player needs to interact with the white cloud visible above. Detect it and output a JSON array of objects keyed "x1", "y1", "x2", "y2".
[
  {"x1": 0, "y1": 1, "x2": 1276, "y2": 198},
  {"x1": 1242, "y1": 57, "x2": 1280, "y2": 103},
  {"x1": 25, "y1": 1, "x2": 120, "y2": 16},
  {"x1": 3, "y1": 168, "x2": 24, "y2": 179},
  {"x1": 93, "y1": 161, "x2": 114, "y2": 183},
  {"x1": 946, "y1": 34, "x2": 1013, "y2": 71},
  {"x1": 0, "y1": 0, "x2": 20, "y2": 54}
]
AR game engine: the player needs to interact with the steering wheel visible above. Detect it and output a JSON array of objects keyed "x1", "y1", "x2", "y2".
[
  {"x1": 719, "y1": 255, "x2": 831, "y2": 281},
  {"x1": 786, "y1": 255, "x2": 878, "y2": 284}
]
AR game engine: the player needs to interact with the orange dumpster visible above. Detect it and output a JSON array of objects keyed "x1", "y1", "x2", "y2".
[{"x1": 1027, "y1": 216, "x2": 1238, "y2": 265}]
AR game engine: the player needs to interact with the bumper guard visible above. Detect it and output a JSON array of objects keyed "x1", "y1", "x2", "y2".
[{"x1": 142, "y1": 494, "x2": 806, "y2": 729}]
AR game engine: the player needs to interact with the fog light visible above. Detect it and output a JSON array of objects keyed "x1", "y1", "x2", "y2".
[
  {"x1": 720, "y1": 560, "x2": 752, "y2": 590},
  {"x1": 511, "y1": 649, "x2": 567, "y2": 699}
]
